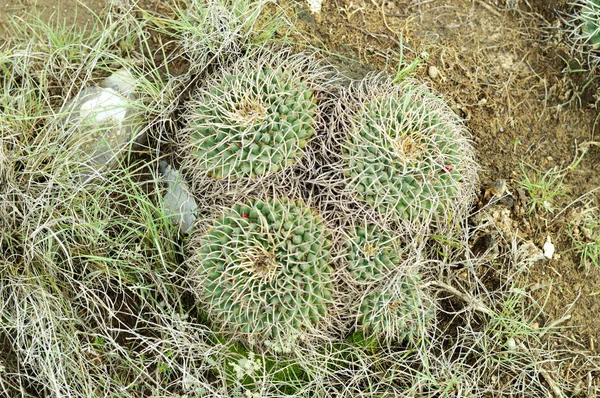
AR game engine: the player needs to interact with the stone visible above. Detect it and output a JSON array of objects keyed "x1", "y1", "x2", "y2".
[
  {"x1": 428, "y1": 65, "x2": 439, "y2": 80},
  {"x1": 159, "y1": 161, "x2": 198, "y2": 234},
  {"x1": 59, "y1": 69, "x2": 142, "y2": 182}
]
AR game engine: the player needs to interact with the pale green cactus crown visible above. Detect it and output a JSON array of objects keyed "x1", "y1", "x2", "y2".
[
  {"x1": 580, "y1": 0, "x2": 600, "y2": 49},
  {"x1": 342, "y1": 78, "x2": 473, "y2": 225},
  {"x1": 343, "y1": 224, "x2": 403, "y2": 284},
  {"x1": 357, "y1": 276, "x2": 433, "y2": 342},
  {"x1": 183, "y1": 51, "x2": 318, "y2": 180}
]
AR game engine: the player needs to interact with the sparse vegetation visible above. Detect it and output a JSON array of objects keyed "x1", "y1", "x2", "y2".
[
  {"x1": 569, "y1": 203, "x2": 600, "y2": 270},
  {"x1": 516, "y1": 163, "x2": 568, "y2": 214},
  {"x1": 0, "y1": 0, "x2": 598, "y2": 397}
]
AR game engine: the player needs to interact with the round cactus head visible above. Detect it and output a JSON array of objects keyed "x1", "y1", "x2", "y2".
[
  {"x1": 181, "y1": 49, "x2": 330, "y2": 181},
  {"x1": 357, "y1": 274, "x2": 433, "y2": 343},
  {"x1": 343, "y1": 224, "x2": 403, "y2": 285},
  {"x1": 189, "y1": 197, "x2": 335, "y2": 351},
  {"x1": 341, "y1": 76, "x2": 477, "y2": 228}
]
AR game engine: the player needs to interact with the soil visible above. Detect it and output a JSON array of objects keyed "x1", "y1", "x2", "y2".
[
  {"x1": 0, "y1": 1, "x2": 104, "y2": 38},
  {"x1": 1, "y1": 0, "x2": 599, "y2": 390}
]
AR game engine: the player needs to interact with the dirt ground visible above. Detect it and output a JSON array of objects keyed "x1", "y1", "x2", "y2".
[
  {"x1": 1, "y1": 0, "x2": 599, "y2": 389},
  {"x1": 0, "y1": 1, "x2": 104, "y2": 37}
]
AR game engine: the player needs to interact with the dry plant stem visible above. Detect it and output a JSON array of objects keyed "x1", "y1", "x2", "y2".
[
  {"x1": 539, "y1": 314, "x2": 572, "y2": 339},
  {"x1": 551, "y1": 185, "x2": 600, "y2": 223},
  {"x1": 425, "y1": 280, "x2": 493, "y2": 316},
  {"x1": 427, "y1": 279, "x2": 567, "y2": 397},
  {"x1": 538, "y1": 366, "x2": 564, "y2": 398},
  {"x1": 474, "y1": 0, "x2": 503, "y2": 18}
]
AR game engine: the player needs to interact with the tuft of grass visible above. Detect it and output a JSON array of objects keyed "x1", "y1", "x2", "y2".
[
  {"x1": 143, "y1": 0, "x2": 289, "y2": 75},
  {"x1": 515, "y1": 163, "x2": 568, "y2": 214},
  {"x1": 568, "y1": 204, "x2": 600, "y2": 270}
]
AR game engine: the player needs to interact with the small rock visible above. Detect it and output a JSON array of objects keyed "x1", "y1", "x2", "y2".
[
  {"x1": 484, "y1": 179, "x2": 506, "y2": 199},
  {"x1": 506, "y1": 337, "x2": 517, "y2": 350},
  {"x1": 59, "y1": 69, "x2": 141, "y2": 183},
  {"x1": 519, "y1": 240, "x2": 544, "y2": 262},
  {"x1": 159, "y1": 161, "x2": 198, "y2": 234},
  {"x1": 100, "y1": 68, "x2": 137, "y2": 97},
  {"x1": 543, "y1": 235, "x2": 555, "y2": 259},
  {"x1": 497, "y1": 194, "x2": 515, "y2": 209},
  {"x1": 428, "y1": 65, "x2": 439, "y2": 80},
  {"x1": 307, "y1": 0, "x2": 323, "y2": 14}
]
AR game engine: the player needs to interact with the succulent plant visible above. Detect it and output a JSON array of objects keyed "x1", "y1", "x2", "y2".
[
  {"x1": 341, "y1": 224, "x2": 431, "y2": 342},
  {"x1": 563, "y1": 1, "x2": 600, "y2": 67},
  {"x1": 357, "y1": 275, "x2": 433, "y2": 342},
  {"x1": 343, "y1": 224, "x2": 403, "y2": 285},
  {"x1": 180, "y1": 0, "x2": 268, "y2": 73},
  {"x1": 341, "y1": 77, "x2": 476, "y2": 227},
  {"x1": 180, "y1": 49, "x2": 327, "y2": 181},
  {"x1": 189, "y1": 197, "x2": 335, "y2": 350},
  {"x1": 578, "y1": 0, "x2": 600, "y2": 49}
]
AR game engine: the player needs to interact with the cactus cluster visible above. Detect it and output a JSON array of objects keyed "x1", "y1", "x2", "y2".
[
  {"x1": 190, "y1": 197, "x2": 334, "y2": 349},
  {"x1": 182, "y1": 59, "x2": 476, "y2": 350},
  {"x1": 181, "y1": 50, "x2": 319, "y2": 180},
  {"x1": 342, "y1": 224, "x2": 432, "y2": 341},
  {"x1": 342, "y1": 78, "x2": 475, "y2": 226},
  {"x1": 0, "y1": 2, "x2": 489, "y2": 395},
  {"x1": 343, "y1": 224, "x2": 403, "y2": 285}
]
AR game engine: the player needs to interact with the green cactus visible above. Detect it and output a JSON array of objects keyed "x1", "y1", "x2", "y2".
[
  {"x1": 343, "y1": 224, "x2": 403, "y2": 285},
  {"x1": 342, "y1": 77, "x2": 476, "y2": 226},
  {"x1": 182, "y1": 50, "x2": 320, "y2": 180},
  {"x1": 342, "y1": 224, "x2": 431, "y2": 342},
  {"x1": 190, "y1": 197, "x2": 335, "y2": 351},
  {"x1": 357, "y1": 275, "x2": 433, "y2": 342},
  {"x1": 565, "y1": 1, "x2": 600, "y2": 67},
  {"x1": 580, "y1": 0, "x2": 600, "y2": 50}
]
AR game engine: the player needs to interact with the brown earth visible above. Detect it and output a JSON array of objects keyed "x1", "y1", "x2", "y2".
[
  {"x1": 0, "y1": 1, "x2": 104, "y2": 37},
  {"x1": 1, "y1": 0, "x2": 599, "y2": 390}
]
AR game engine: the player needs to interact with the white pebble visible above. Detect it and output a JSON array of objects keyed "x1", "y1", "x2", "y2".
[
  {"x1": 160, "y1": 161, "x2": 198, "y2": 234},
  {"x1": 428, "y1": 65, "x2": 439, "y2": 80},
  {"x1": 543, "y1": 235, "x2": 555, "y2": 259},
  {"x1": 307, "y1": 0, "x2": 323, "y2": 13}
]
